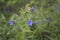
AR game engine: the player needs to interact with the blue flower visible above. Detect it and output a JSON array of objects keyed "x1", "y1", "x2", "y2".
[
  {"x1": 34, "y1": 22, "x2": 40, "y2": 25},
  {"x1": 30, "y1": 6, "x2": 35, "y2": 11},
  {"x1": 27, "y1": 20, "x2": 33, "y2": 26},
  {"x1": 56, "y1": 6, "x2": 60, "y2": 11},
  {"x1": 9, "y1": 20, "x2": 14, "y2": 26}
]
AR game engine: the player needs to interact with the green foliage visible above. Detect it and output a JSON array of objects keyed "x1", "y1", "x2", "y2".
[{"x1": 0, "y1": 0, "x2": 60, "y2": 40}]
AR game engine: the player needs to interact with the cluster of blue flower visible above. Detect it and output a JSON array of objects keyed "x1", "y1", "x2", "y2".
[
  {"x1": 9, "y1": 20, "x2": 40, "y2": 26},
  {"x1": 27, "y1": 20, "x2": 40, "y2": 26},
  {"x1": 9, "y1": 6, "x2": 51, "y2": 26},
  {"x1": 8, "y1": 6, "x2": 36, "y2": 26}
]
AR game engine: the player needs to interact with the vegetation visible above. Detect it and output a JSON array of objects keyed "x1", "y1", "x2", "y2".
[{"x1": 0, "y1": 0, "x2": 60, "y2": 40}]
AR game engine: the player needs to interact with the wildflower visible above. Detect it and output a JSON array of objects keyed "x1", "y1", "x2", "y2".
[
  {"x1": 9, "y1": 20, "x2": 15, "y2": 26},
  {"x1": 30, "y1": 6, "x2": 35, "y2": 11},
  {"x1": 27, "y1": 20, "x2": 33, "y2": 26},
  {"x1": 56, "y1": 6, "x2": 60, "y2": 11},
  {"x1": 30, "y1": 6, "x2": 37, "y2": 14},
  {"x1": 34, "y1": 22, "x2": 40, "y2": 25}
]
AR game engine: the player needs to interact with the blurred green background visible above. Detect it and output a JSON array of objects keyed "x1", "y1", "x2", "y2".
[{"x1": 0, "y1": 0, "x2": 60, "y2": 40}]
